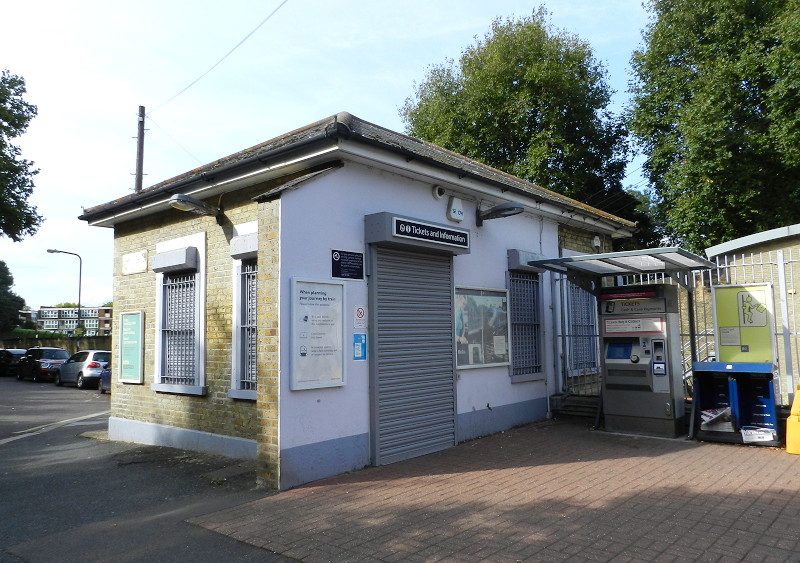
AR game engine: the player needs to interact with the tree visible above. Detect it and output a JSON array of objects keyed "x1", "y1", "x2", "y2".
[
  {"x1": 0, "y1": 70, "x2": 42, "y2": 242},
  {"x1": 628, "y1": 0, "x2": 800, "y2": 252},
  {"x1": 401, "y1": 9, "x2": 656, "y2": 247},
  {"x1": 0, "y1": 260, "x2": 25, "y2": 332}
]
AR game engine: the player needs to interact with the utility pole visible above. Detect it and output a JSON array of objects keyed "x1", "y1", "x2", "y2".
[{"x1": 134, "y1": 105, "x2": 145, "y2": 192}]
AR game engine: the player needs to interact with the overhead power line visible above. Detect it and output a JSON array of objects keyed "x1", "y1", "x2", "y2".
[{"x1": 147, "y1": 0, "x2": 291, "y2": 116}]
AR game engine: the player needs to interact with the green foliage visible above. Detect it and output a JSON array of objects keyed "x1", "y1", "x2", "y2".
[
  {"x1": 0, "y1": 70, "x2": 42, "y2": 242},
  {"x1": 0, "y1": 260, "x2": 24, "y2": 332},
  {"x1": 629, "y1": 0, "x2": 800, "y2": 251},
  {"x1": 401, "y1": 9, "x2": 656, "y2": 247}
]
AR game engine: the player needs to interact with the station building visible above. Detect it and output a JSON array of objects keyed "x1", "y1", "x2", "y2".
[{"x1": 80, "y1": 113, "x2": 634, "y2": 489}]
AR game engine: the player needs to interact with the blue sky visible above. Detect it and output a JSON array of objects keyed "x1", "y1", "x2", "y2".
[{"x1": 1, "y1": 0, "x2": 648, "y2": 308}]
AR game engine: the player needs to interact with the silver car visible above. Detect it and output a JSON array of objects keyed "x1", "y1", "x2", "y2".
[{"x1": 55, "y1": 350, "x2": 111, "y2": 389}]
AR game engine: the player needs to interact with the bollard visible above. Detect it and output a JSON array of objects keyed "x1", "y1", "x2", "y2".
[{"x1": 786, "y1": 385, "x2": 800, "y2": 455}]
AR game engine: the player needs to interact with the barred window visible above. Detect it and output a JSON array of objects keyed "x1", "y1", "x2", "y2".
[
  {"x1": 509, "y1": 271, "x2": 542, "y2": 377},
  {"x1": 566, "y1": 281, "x2": 599, "y2": 373},
  {"x1": 161, "y1": 272, "x2": 197, "y2": 386},
  {"x1": 239, "y1": 259, "x2": 258, "y2": 391}
]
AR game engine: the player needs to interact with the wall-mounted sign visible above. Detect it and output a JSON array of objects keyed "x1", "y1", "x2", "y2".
[
  {"x1": 455, "y1": 287, "x2": 510, "y2": 369},
  {"x1": 122, "y1": 251, "x2": 147, "y2": 275},
  {"x1": 393, "y1": 217, "x2": 469, "y2": 249},
  {"x1": 353, "y1": 333, "x2": 367, "y2": 361},
  {"x1": 713, "y1": 284, "x2": 774, "y2": 363},
  {"x1": 331, "y1": 249, "x2": 364, "y2": 280},
  {"x1": 291, "y1": 279, "x2": 345, "y2": 390},
  {"x1": 119, "y1": 311, "x2": 144, "y2": 383},
  {"x1": 354, "y1": 305, "x2": 367, "y2": 329}
]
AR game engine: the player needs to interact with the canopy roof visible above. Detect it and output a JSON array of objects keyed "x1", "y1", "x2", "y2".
[{"x1": 528, "y1": 247, "x2": 714, "y2": 285}]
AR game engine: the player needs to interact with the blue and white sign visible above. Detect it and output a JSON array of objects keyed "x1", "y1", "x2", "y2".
[{"x1": 353, "y1": 333, "x2": 367, "y2": 361}]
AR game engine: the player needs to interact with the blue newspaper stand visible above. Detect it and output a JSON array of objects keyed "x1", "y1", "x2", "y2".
[{"x1": 692, "y1": 362, "x2": 780, "y2": 446}]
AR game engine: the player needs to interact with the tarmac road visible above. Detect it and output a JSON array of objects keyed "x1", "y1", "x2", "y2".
[{"x1": 0, "y1": 377, "x2": 286, "y2": 562}]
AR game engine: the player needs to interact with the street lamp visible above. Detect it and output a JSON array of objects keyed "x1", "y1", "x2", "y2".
[{"x1": 47, "y1": 249, "x2": 82, "y2": 335}]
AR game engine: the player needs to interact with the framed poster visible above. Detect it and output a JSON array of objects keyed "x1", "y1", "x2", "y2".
[
  {"x1": 455, "y1": 287, "x2": 510, "y2": 369},
  {"x1": 119, "y1": 311, "x2": 144, "y2": 383},
  {"x1": 291, "y1": 279, "x2": 345, "y2": 390}
]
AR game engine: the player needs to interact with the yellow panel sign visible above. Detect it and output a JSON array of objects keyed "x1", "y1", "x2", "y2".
[{"x1": 713, "y1": 284, "x2": 774, "y2": 363}]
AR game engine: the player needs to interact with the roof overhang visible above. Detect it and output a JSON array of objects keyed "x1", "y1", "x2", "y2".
[
  {"x1": 79, "y1": 113, "x2": 637, "y2": 235},
  {"x1": 527, "y1": 247, "x2": 715, "y2": 291}
]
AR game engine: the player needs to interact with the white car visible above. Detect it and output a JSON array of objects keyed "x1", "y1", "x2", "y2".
[{"x1": 55, "y1": 350, "x2": 111, "y2": 389}]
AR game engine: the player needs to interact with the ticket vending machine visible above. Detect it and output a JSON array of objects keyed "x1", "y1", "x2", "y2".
[{"x1": 600, "y1": 284, "x2": 685, "y2": 437}]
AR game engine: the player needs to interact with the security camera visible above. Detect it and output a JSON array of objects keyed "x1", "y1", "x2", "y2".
[{"x1": 432, "y1": 185, "x2": 446, "y2": 200}]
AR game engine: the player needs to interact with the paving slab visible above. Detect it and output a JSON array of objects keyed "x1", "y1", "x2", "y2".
[{"x1": 190, "y1": 418, "x2": 800, "y2": 562}]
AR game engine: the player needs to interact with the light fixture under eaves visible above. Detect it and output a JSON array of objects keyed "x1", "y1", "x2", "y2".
[
  {"x1": 169, "y1": 194, "x2": 222, "y2": 224},
  {"x1": 476, "y1": 201, "x2": 524, "y2": 226}
]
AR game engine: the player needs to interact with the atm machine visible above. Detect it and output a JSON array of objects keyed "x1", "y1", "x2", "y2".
[{"x1": 600, "y1": 284, "x2": 685, "y2": 437}]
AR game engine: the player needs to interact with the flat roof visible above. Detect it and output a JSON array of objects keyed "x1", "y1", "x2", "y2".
[
  {"x1": 528, "y1": 247, "x2": 714, "y2": 278},
  {"x1": 705, "y1": 223, "x2": 800, "y2": 258}
]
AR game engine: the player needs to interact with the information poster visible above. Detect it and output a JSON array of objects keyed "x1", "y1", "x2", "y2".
[
  {"x1": 291, "y1": 279, "x2": 345, "y2": 389},
  {"x1": 455, "y1": 287, "x2": 510, "y2": 368},
  {"x1": 119, "y1": 311, "x2": 143, "y2": 383},
  {"x1": 713, "y1": 284, "x2": 774, "y2": 363}
]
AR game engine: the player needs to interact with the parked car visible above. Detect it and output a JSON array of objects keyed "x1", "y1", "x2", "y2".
[
  {"x1": 55, "y1": 350, "x2": 111, "y2": 389},
  {"x1": 0, "y1": 348, "x2": 26, "y2": 377},
  {"x1": 98, "y1": 366, "x2": 112, "y2": 394},
  {"x1": 17, "y1": 347, "x2": 70, "y2": 382}
]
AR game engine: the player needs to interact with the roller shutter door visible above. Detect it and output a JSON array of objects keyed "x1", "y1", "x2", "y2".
[{"x1": 373, "y1": 247, "x2": 456, "y2": 465}]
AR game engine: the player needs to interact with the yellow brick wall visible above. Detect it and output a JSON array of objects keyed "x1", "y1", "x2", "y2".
[
  {"x1": 559, "y1": 225, "x2": 611, "y2": 254},
  {"x1": 110, "y1": 188, "x2": 273, "y2": 454},
  {"x1": 256, "y1": 198, "x2": 280, "y2": 488}
]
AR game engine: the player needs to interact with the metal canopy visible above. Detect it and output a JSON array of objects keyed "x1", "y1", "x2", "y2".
[{"x1": 528, "y1": 247, "x2": 714, "y2": 289}]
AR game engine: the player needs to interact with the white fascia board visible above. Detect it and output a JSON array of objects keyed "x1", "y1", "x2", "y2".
[
  {"x1": 87, "y1": 146, "x2": 339, "y2": 228},
  {"x1": 335, "y1": 140, "x2": 633, "y2": 238}
]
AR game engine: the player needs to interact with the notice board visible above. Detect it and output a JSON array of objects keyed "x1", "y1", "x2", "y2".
[
  {"x1": 291, "y1": 279, "x2": 345, "y2": 390},
  {"x1": 713, "y1": 284, "x2": 775, "y2": 363},
  {"x1": 119, "y1": 311, "x2": 144, "y2": 383}
]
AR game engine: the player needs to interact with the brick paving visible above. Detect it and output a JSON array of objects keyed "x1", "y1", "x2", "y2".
[{"x1": 190, "y1": 418, "x2": 800, "y2": 562}]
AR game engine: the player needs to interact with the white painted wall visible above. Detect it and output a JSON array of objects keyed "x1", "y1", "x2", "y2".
[{"x1": 278, "y1": 161, "x2": 561, "y2": 451}]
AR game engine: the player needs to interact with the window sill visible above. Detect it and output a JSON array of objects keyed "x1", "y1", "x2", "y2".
[
  {"x1": 228, "y1": 389, "x2": 257, "y2": 401},
  {"x1": 510, "y1": 372, "x2": 546, "y2": 384},
  {"x1": 151, "y1": 383, "x2": 207, "y2": 396}
]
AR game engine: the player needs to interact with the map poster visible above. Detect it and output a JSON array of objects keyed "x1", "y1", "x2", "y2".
[
  {"x1": 291, "y1": 279, "x2": 345, "y2": 390},
  {"x1": 713, "y1": 284, "x2": 774, "y2": 363}
]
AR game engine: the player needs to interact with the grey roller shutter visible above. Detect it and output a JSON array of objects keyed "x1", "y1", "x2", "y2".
[{"x1": 373, "y1": 247, "x2": 456, "y2": 465}]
